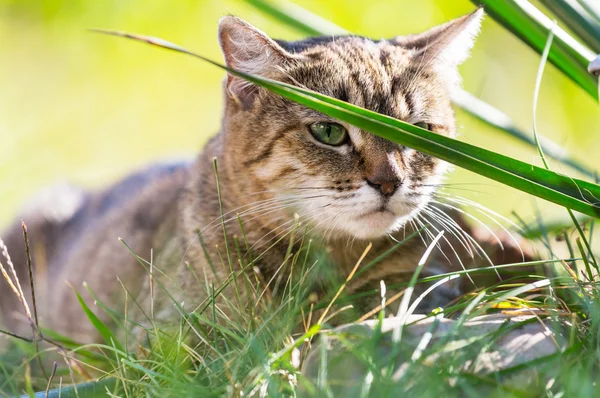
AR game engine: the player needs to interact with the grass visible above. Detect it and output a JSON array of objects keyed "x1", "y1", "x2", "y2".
[
  {"x1": 1, "y1": 0, "x2": 600, "y2": 397},
  {"x1": 0, "y1": 205, "x2": 597, "y2": 397}
]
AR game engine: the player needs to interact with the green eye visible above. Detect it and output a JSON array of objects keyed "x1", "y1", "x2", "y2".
[
  {"x1": 414, "y1": 121, "x2": 430, "y2": 130},
  {"x1": 309, "y1": 122, "x2": 348, "y2": 146}
]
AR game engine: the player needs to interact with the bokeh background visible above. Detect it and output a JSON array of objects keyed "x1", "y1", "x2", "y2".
[{"x1": 1, "y1": 0, "x2": 598, "y2": 229}]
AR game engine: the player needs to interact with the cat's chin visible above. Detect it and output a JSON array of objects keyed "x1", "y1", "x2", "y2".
[{"x1": 336, "y1": 209, "x2": 409, "y2": 240}]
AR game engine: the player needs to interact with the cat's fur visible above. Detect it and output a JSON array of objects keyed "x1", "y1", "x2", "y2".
[{"x1": 0, "y1": 10, "x2": 533, "y2": 344}]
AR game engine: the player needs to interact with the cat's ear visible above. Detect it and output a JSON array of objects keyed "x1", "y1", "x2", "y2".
[
  {"x1": 218, "y1": 16, "x2": 292, "y2": 108},
  {"x1": 393, "y1": 8, "x2": 483, "y2": 68}
]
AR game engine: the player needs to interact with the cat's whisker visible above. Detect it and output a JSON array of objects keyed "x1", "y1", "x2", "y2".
[
  {"x1": 199, "y1": 193, "x2": 327, "y2": 235},
  {"x1": 244, "y1": 204, "x2": 333, "y2": 257},
  {"x1": 249, "y1": 208, "x2": 338, "y2": 277},
  {"x1": 252, "y1": 209, "x2": 325, "y2": 305},
  {"x1": 438, "y1": 195, "x2": 526, "y2": 263},
  {"x1": 199, "y1": 192, "x2": 328, "y2": 237},
  {"x1": 409, "y1": 219, "x2": 429, "y2": 249},
  {"x1": 431, "y1": 198, "x2": 505, "y2": 253},
  {"x1": 426, "y1": 203, "x2": 501, "y2": 280},
  {"x1": 417, "y1": 184, "x2": 488, "y2": 195},
  {"x1": 422, "y1": 206, "x2": 476, "y2": 257},
  {"x1": 233, "y1": 185, "x2": 342, "y2": 200},
  {"x1": 179, "y1": 195, "x2": 325, "y2": 264},
  {"x1": 434, "y1": 192, "x2": 525, "y2": 234},
  {"x1": 421, "y1": 182, "x2": 491, "y2": 187},
  {"x1": 203, "y1": 199, "x2": 320, "y2": 243},
  {"x1": 323, "y1": 212, "x2": 344, "y2": 242},
  {"x1": 421, "y1": 210, "x2": 470, "y2": 258},
  {"x1": 414, "y1": 214, "x2": 456, "y2": 269},
  {"x1": 184, "y1": 195, "x2": 303, "y2": 250},
  {"x1": 318, "y1": 205, "x2": 347, "y2": 242},
  {"x1": 209, "y1": 197, "x2": 309, "y2": 230},
  {"x1": 302, "y1": 208, "x2": 340, "y2": 240},
  {"x1": 436, "y1": 193, "x2": 527, "y2": 260},
  {"x1": 243, "y1": 214, "x2": 308, "y2": 256}
]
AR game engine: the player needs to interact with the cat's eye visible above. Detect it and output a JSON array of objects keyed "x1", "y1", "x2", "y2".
[
  {"x1": 414, "y1": 121, "x2": 431, "y2": 130},
  {"x1": 309, "y1": 122, "x2": 348, "y2": 146}
]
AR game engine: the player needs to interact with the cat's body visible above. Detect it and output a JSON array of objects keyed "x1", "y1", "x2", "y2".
[{"x1": 0, "y1": 10, "x2": 533, "y2": 344}]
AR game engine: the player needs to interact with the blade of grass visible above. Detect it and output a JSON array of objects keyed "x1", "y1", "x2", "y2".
[
  {"x1": 336, "y1": 258, "x2": 574, "y2": 306},
  {"x1": 247, "y1": 0, "x2": 343, "y2": 37},
  {"x1": 91, "y1": 29, "x2": 600, "y2": 219},
  {"x1": 471, "y1": 0, "x2": 598, "y2": 100},
  {"x1": 392, "y1": 231, "x2": 445, "y2": 343},
  {"x1": 531, "y1": 24, "x2": 598, "y2": 269},
  {"x1": 247, "y1": 0, "x2": 597, "y2": 179},
  {"x1": 68, "y1": 283, "x2": 125, "y2": 354},
  {"x1": 578, "y1": 0, "x2": 600, "y2": 23},
  {"x1": 517, "y1": 213, "x2": 593, "y2": 239},
  {"x1": 539, "y1": 0, "x2": 600, "y2": 53},
  {"x1": 576, "y1": 237, "x2": 594, "y2": 280},
  {"x1": 476, "y1": 278, "x2": 552, "y2": 315},
  {"x1": 452, "y1": 90, "x2": 596, "y2": 179},
  {"x1": 212, "y1": 158, "x2": 243, "y2": 311},
  {"x1": 317, "y1": 243, "x2": 371, "y2": 325},
  {"x1": 383, "y1": 231, "x2": 446, "y2": 382}
]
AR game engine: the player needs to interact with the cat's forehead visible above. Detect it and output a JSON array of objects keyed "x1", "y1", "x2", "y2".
[
  {"x1": 277, "y1": 36, "x2": 443, "y2": 122},
  {"x1": 278, "y1": 35, "x2": 398, "y2": 54},
  {"x1": 277, "y1": 35, "x2": 413, "y2": 68}
]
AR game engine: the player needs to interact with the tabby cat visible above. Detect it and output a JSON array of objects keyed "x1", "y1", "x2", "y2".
[{"x1": 0, "y1": 9, "x2": 532, "y2": 344}]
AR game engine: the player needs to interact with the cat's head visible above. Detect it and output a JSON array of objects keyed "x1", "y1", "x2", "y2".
[{"x1": 218, "y1": 10, "x2": 483, "y2": 240}]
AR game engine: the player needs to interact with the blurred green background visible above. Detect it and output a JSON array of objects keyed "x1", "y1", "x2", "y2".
[{"x1": 0, "y1": 0, "x2": 598, "y2": 228}]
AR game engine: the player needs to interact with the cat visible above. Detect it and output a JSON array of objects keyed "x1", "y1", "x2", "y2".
[{"x1": 0, "y1": 9, "x2": 534, "y2": 345}]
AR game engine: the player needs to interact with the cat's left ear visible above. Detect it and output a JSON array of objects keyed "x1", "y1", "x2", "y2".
[
  {"x1": 218, "y1": 16, "x2": 294, "y2": 109},
  {"x1": 393, "y1": 8, "x2": 484, "y2": 68}
]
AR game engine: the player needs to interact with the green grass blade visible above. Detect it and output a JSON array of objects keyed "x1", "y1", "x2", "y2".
[
  {"x1": 532, "y1": 25, "x2": 598, "y2": 268},
  {"x1": 246, "y1": 0, "x2": 345, "y2": 36},
  {"x1": 247, "y1": 0, "x2": 597, "y2": 179},
  {"x1": 539, "y1": 0, "x2": 600, "y2": 53},
  {"x1": 70, "y1": 285, "x2": 125, "y2": 353},
  {"x1": 92, "y1": 30, "x2": 600, "y2": 219},
  {"x1": 249, "y1": 0, "x2": 339, "y2": 37},
  {"x1": 577, "y1": 0, "x2": 600, "y2": 23},
  {"x1": 452, "y1": 90, "x2": 596, "y2": 179},
  {"x1": 519, "y1": 215, "x2": 593, "y2": 239},
  {"x1": 471, "y1": 0, "x2": 598, "y2": 100}
]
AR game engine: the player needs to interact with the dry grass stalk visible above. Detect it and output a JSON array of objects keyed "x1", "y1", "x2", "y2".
[{"x1": 0, "y1": 238, "x2": 32, "y2": 320}]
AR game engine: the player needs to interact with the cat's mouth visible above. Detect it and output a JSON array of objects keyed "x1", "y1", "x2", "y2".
[
  {"x1": 343, "y1": 206, "x2": 398, "y2": 239},
  {"x1": 309, "y1": 197, "x2": 417, "y2": 240},
  {"x1": 360, "y1": 205, "x2": 394, "y2": 218},
  {"x1": 357, "y1": 201, "x2": 396, "y2": 217}
]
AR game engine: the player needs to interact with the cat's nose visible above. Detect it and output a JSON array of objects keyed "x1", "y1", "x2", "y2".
[
  {"x1": 364, "y1": 150, "x2": 404, "y2": 197},
  {"x1": 366, "y1": 178, "x2": 400, "y2": 197}
]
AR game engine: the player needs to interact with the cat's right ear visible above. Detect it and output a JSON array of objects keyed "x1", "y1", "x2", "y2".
[
  {"x1": 393, "y1": 9, "x2": 483, "y2": 69},
  {"x1": 218, "y1": 16, "x2": 292, "y2": 109}
]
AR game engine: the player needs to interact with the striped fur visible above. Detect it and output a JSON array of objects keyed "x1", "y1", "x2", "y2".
[{"x1": 0, "y1": 10, "x2": 536, "y2": 344}]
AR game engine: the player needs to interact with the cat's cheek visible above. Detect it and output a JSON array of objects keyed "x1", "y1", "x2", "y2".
[{"x1": 251, "y1": 159, "x2": 299, "y2": 186}]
